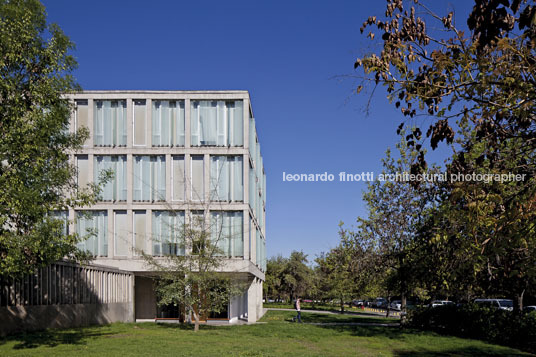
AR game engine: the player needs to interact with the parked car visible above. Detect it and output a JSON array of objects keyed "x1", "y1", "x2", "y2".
[
  {"x1": 431, "y1": 300, "x2": 455, "y2": 308},
  {"x1": 373, "y1": 298, "x2": 388, "y2": 308},
  {"x1": 351, "y1": 299, "x2": 365, "y2": 307},
  {"x1": 390, "y1": 300, "x2": 401, "y2": 311},
  {"x1": 524, "y1": 306, "x2": 536, "y2": 313},
  {"x1": 474, "y1": 298, "x2": 514, "y2": 311}
]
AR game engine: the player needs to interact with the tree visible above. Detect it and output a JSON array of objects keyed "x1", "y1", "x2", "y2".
[
  {"x1": 264, "y1": 255, "x2": 287, "y2": 302},
  {"x1": 354, "y1": 0, "x2": 536, "y2": 177},
  {"x1": 0, "y1": 0, "x2": 96, "y2": 277},
  {"x1": 280, "y1": 251, "x2": 313, "y2": 302},
  {"x1": 316, "y1": 223, "x2": 377, "y2": 313},
  {"x1": 411, "y1": 127, "x2": 536, "y2": 312},
  {"x1": 142, "y1": 210, "x2": 245, "y2": 332},
  {"x1": 359, "y1": 137, "x2": 439, "y2": 318},
  {"x1": 354, "y1": 0, "x2": 536, "y2": 314}
]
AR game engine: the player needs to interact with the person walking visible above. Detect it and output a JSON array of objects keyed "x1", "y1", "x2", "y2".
[{"x1": 292, "y1": 298, "x2": 302, "y2": 323}]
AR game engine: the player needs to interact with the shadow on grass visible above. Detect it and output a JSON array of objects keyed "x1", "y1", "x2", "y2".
[
  {"x1": 0, "y1": 326, "x2": 117, "y2": 350},
  {"x1": 393, "y1": 346, "x2": 529, "y2": 356},
  {"x1": 315, "y1": 324, "x2": 530, "y2": 356}
]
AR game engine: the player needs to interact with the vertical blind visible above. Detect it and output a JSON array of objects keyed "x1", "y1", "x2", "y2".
[
  {"x1": 211, "y1": 211, "x2": 243, "y2": 257},
  {"x1": 114, "y1": 211, "x2": 128, "y2": 256},
  {"x1": 152, "y1": 100, "x2": 185, "y2": 147},
  {"x1": 191, "y1": 101, "x2": 243, "y2": 146},
  {"x1": 210, "y1": 156, "x2": 243, "y2": 201},
  {"x1": 152, "y1": 211, "x2": 185, "y2": 256},
  {"x1": 94, "y1": 156, "x2": 127, "y2": 201},
  {"x1": 76, "y1": 211, "x2": 108, "y2": 257},
  {"x1": 191, "y1": 156, "x2": 204, "y2": 201},
  {"x1": 133, "y1": 155, "x2": 166, "y2": 201},
  {"x1": 172, "y1": 156, "x2": 185, "y2": 201},
  {"x1": 94, "y1": 100, "x2": 127, "y2": 146}
]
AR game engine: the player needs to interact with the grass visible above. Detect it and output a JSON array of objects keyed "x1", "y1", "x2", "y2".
[{"x1": 0, "y1": 310, "x2": 531, "y2": 356}]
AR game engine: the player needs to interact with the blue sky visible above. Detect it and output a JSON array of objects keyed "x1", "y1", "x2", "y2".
[{"x1": 43, "y1": 0, "x2": 473, "y2": 262}]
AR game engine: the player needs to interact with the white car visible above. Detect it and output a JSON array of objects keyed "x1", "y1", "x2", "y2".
[
  {"x1": 431, "y1": 300, "x2": 455, "y2": 307},
  {"x1": 474, "y1": 298, "x2": 514, "y2": 311},
  {"x1": 524, "y1": 306, "x2": 536, "y2": 313},
  {"x1": 390, "y1": 300, "x2": 401, "y2": 310}
]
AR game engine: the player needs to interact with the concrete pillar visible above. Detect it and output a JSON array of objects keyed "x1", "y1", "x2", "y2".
[{"x1": 247, "y1": 277, "x2": 257, "y2": 323}]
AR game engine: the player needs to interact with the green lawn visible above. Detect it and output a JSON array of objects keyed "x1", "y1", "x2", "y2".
[{"x1": 0, "y1": 310, "x2": 530, "y2": 356}]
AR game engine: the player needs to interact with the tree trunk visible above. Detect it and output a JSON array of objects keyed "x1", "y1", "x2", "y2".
[
  {"x1": 193, "y1": 307, "x2": 201, "y2": 332},
  {"x1": 515, "y1": 290, "x2": 525, "y2": 314},
  {"x1": 401, "y1": 291, "x2": 407, "y2": 323},
  {"x1": 386, "y1": 294, "x2": 391, "y2": 318},
  {"x1": 340, "y1": 294, "x2": 345, "y2": 313}
]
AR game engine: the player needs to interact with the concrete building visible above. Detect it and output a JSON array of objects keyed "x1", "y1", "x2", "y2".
[{"x1": 66, "y1": 91, "x2": 266, "y2": 323}]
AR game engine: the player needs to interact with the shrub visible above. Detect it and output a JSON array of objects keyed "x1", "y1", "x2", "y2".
[{"x1": 407, "y1": 304, "x2": 536, "y2": 353}]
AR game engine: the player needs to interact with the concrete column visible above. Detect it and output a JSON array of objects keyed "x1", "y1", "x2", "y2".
[
  {"x1": 130, "y1": 274, "x2": 136, "y2": 322},
  {"x1": 257, "y1": 279, "x2": 264, "y2": 319},
  {"x1": 247, "y1": 277, "x2": 257, "y2": 323}
]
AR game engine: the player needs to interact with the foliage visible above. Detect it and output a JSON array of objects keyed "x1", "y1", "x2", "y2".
[
  {"x1": 142, "y1": 211, "x2": 245, "y2": 332},
  {"x1": 354, "y1": 0, "x2": 536, "y2": 314},
  {"x1": 409, "y1": 124, "x2": 536, "y2": 309},
  {"x1": 408, "y1": 304, "x2": 536, "y2": 353},
  {"x1": 264, "y1": 254, "x2": 287, "y2": 301},
  {"x1": 358, "y1": 136, "x2": 439, "y2": 315},
  {"x1": 355, "y1": 0, "x2": 536, "y2": 176},
  {"x1": 0, "y1": 0, "x2": 98, "y2": 277},
  {"x1": 263, "y1": 251, "x2": 313, "y2": 302},
  {"x1": 315, "y1": 223, "x2": 377, "y2": 312}
]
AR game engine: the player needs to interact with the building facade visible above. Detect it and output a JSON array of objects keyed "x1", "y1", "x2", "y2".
[{"x1": 66, "y1": 91, "x2": 266, "y2": 323}]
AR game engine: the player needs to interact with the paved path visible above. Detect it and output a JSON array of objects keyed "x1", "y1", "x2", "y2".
[
  {"x1": 267, "y1": 307, "x2": 400, "y2": 318},
  {"x1": 266, "y1": 308, "x2": 401, "y2": 326}
]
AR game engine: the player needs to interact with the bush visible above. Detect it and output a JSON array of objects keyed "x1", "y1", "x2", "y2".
[{"x1": 407, "y1": 304, "x2": 536, "y2": 353}]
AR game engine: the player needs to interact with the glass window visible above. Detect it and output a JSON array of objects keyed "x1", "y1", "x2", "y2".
[
  {"x1": 94, "y1": 100, "x2": 127, "y2": 147},
  {"x1": 133, "y1": 100, "x2": 146, "y2": 146},
  {"x1": 133, "y1": 155, "x2": 166, "y2": 202},
  {"x1": 152, "y1": 100, "x2": 185, "y2": 147},
  {"x1": 50, "y1": 210, "x2": 69, "y2": 236},
  {"x1": 94, "y1": 156, "x2": 127, "y2": 201},
  {"x1": 172, "y1": 155, "x2": 185, "y2": 201},
  {"x1": 249, "y1": 165, "x2": 256, "y2": 212},
  {"x1": 190, "y1": 100, "x2": 243, "y2": 146},
  {"x1": 152, "y1": 211, "x2": 185, "y2": 256},
  {"x1": 76, "y1": 155, "x2": 89, "y2": 189},
  {"x1": 114, "y1": 211, "x2": 128, "y2": 256},
  {"x1": 210, "y1": 156, "x2": 243, "y2": 202},
  {"x1": 76, "y1": 211, "x2": 108, "y2": 257},
  {"x1": 211, "y1": 211, "x2": 243, "y2": 257},
  {"x1": 191, "y1": 155, "x2": 204, "y2": 201},
  {"x1": 133, "y1": 211, "x2": 146, "y2": 255},
  {"x1": 75, "y1": 100, "x2": 88, "y2": 146}
]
